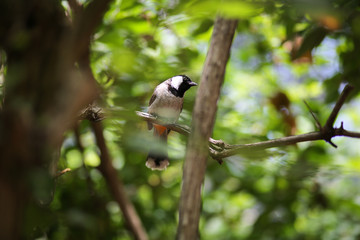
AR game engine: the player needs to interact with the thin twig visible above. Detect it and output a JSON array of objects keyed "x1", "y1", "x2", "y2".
[
  {"x1": 55, "y1": 168, "x2": 72, "y2": 178},
  {"x1": 209, "y1": 128, "x2": 360, "y2": 159},
  {"x1": 303, "y1": 100, "x2": 322, "y2": 130},
  {"x1": 335, "y1": 122, "x2": 360, "y2": 138},
  {"x1": 136, "y1": 111, "x2": 191, "y2": 135}
]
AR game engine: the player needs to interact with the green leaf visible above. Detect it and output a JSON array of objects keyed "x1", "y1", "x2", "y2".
[
  {"x1": 191, "y1": 18, "x2": 214, "y2": 36},
  {"x1": 295, "y1": 26, "x2": 328, "y2": 59},
  {"x1": 184, "y1": 0, "x2": 262, "y2": 19}
]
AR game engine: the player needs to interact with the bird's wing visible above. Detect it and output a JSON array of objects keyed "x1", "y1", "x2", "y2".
[
  {"x1": 149, "y1": 93, "x2": 157, "y2": 106},
  {"x1": 147, "y1": 93, "x2": 157, "y2": 130}
]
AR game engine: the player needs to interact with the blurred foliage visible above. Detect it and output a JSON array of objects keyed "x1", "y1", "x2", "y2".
[{"x1": 1, "y1": 0, "x2": 360, "y2": 239}]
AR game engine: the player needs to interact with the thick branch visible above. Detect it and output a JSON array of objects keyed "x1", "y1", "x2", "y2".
[
  {"x1": 68, "y1": 0, "x2": 113, "y2": 61},
  {"x1": 67, "y1": 0, "x2": 82, "y2": 16},
  {"x1": 91, "y1": 121, "x2": 148, "y2": 240},
  {"x1": 67, "y1": 0, "x2": 102, "y2": 86}
]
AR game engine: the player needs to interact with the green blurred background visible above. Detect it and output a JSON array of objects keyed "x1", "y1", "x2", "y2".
[{"x1": 3, "y1": 0, "x2": 360, "y2": 239}]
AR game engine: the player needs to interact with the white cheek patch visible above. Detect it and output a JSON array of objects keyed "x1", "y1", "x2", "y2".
[{"x1": 171, "y1": 76, "x2": 183, "y2": 90}]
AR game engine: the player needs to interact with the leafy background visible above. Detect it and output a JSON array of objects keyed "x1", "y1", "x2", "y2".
[{"x1": 5, "y1": 0, "x2": 360, "y2": 239}]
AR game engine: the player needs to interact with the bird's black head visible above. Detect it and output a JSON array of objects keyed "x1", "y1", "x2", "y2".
[{"x1": 168, "y1": 75, "x2": 197, "y2": 97}]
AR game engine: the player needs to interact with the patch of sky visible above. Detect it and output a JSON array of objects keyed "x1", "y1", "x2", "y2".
[{"x1": 308, "y1": 37, "x2": 340, "y2": 81}]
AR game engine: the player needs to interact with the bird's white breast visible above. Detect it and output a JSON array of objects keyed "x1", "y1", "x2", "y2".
[{"x1": 148, "y1": 82, "x2": 183, "y2": 122}]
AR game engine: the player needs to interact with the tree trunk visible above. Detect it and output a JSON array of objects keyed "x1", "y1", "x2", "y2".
[
  {"x1": 0, "y1": 0, "x2": 111, "y2": 238},
  {"x1": 176, "y1": 17, "x2": 238, "y2": 240}
]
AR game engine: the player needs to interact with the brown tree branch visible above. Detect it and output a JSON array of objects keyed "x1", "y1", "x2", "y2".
[
  {"x1": 67, "y1": 0, "x2": 83, "y2": 17},
  {"x1": 71, "y1": 0, "x2": 113, "y2": 61},
  {"x1": 324, "y1": 85, "x2": 354, "y2": 130},
  {"x1": 322, "y1": 84, "x2": 354, "y2": 147},
  {"x1": 67, "y1": 0, "x2": 101, "y2": 86},
  {"x1": 176, "y1": 17, "x2": 238, "y2": 240},
  {"x1": 339, "y1": 128, "x2": 360, "y2": 138},
  {"x1": 91, "y1": 121, "x2": 148, "y2": 240},
  {"x1": 82, "y1": 82, "x2": 359, "y2": 165},
  {"x1": 211, "y1": 126, "x2": 360, "y2": 159},
  {"x1": 67, "y1": 4, "x2": 148, "y2": 237},
  {"x1": 133, "y1": 84, "x2": 359, "y2": 162}
]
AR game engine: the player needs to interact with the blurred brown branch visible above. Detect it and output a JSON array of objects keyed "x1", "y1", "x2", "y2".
[
  {"x1": 66, "y1": 2, "x2": 148, "y2": 235},
  {"x1": 67, "y1": 0, "x2": 113, "y2": 62},
  {"x1": 91, "y1": 121, "x2": 149, "y2": 240}
]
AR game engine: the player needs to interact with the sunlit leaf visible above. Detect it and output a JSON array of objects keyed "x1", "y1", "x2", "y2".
[{"x1": 184, "y1": 0, "x2": 262, "y2": 18}]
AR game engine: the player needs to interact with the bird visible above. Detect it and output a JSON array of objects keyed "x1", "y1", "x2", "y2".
[{"x1": 146, "y1": 75, "x2": 197, "y2": 170}]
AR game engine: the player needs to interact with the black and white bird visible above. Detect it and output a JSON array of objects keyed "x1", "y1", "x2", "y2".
[{"x1": 146, "y1": 75, "x2": 197, "y2": 170}]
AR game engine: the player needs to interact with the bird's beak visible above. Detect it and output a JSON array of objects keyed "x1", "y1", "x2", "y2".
[{"x1": 189, "y1": 81, "x2": 198, "y2": 86}]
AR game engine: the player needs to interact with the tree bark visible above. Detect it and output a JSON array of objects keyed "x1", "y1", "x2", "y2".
[
  {"x1": 0, "y1": 0, "x2": 112, "y2": 238},
  {"x1": 176, "y1": 17, "x2": 238, "y2": 240}
]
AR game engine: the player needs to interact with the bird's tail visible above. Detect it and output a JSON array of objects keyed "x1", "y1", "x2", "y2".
[{"x1": 146, "y1": 124, "x2": 169, "y2": 170}]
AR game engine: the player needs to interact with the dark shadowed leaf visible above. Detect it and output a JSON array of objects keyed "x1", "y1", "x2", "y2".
[{"x1": 294, "y1": 26, "x2": 328, "y2": 60}]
